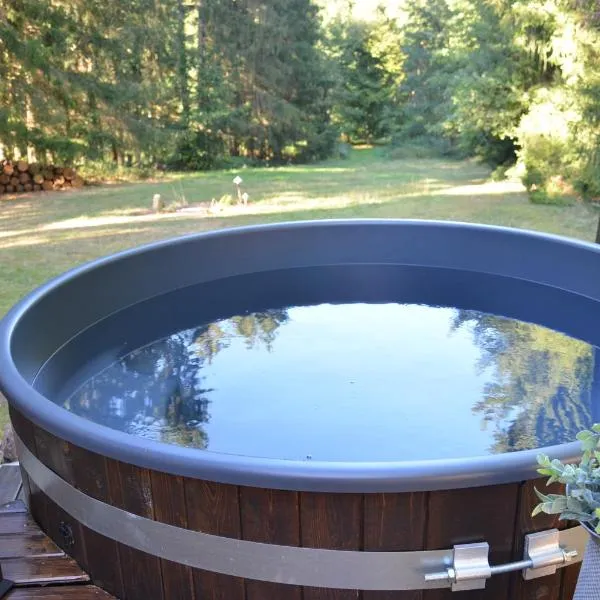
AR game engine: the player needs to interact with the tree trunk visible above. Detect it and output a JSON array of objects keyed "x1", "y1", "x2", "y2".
[
  {"x1": 177, "y1": 0, "x2": 190, "y2": 126},
  {"x1": 197, "y1": 0, "x2": 206, "y2": 112},
  {"x1": 595, "y1": 213, "x2": 600, "y2": 244}
]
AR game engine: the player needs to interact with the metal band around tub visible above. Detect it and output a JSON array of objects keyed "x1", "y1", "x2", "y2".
[{"x1": 16, "y1": 435, "x2": 589, "y2": 591}]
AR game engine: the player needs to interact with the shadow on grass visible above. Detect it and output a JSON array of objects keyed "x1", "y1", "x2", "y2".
[{"x1": 0, "y1": 187, "x2": 559, "y2": 253}]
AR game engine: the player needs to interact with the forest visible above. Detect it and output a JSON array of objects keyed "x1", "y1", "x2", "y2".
[{"x1": 2, "y1": 0, "x2": 600, "y2": 202}]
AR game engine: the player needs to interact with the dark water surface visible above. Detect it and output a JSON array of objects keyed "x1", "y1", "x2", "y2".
[{"x1": 62, "y1": 303, "x2": 599, "y2": 461}]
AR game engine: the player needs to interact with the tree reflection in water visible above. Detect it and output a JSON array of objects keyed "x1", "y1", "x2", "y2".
[
  {"x1": 452, "y1": 310, "x2": 596, "y2": 453},
  {"x1": 65, "y1": 309, "x2": 289, "y2": 448}
]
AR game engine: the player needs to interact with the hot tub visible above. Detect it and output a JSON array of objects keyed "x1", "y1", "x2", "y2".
[{"x1": 0, "y1": 220, "x2": 593, "y2": 599}]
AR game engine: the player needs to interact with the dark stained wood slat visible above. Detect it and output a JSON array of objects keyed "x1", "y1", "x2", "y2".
[
  {"x1": 31, "y1": 427, "x2": 75, "y2": 484},
  {"x1": 106, "y1": 459, "x2": 164, "y2": 600},
  {"x1": 69, "y1": 444, "x2": 124, "y2": 598},
  {"x1": 7, "y1": 413, "x2": 47, "y2": 543},
  {"x1": 185, "y1": 479, "x2": 245, "y2": 600},
  {"x1": 0, "y1": 512, "x2": 40, "y2": 535},
  {"x1": 240, "y1": 486, "x2": 302, "y2": 600},
  {"x1": 301, "y1": 492, "x2": 363, "y2": 600},
  {"x1": 151, "y1": 470, "x2": 194, "y2": 600},
  {"x1": 0, "y1": 464, "x2": 22, "y2": 504},
  {"x1": 7, "y1": 585, "x2": 115, "y2": 599},
  {"x1": 363, "y1": 492, "x2": 428, "y2": 600},
  {"x1": 423, "y1": 483, "x2": 520, "y2": 600},
  {"x1": 2, "y1": 555, "x2": 90, "y2": 586},
  {"x1": 510, "y1": 479, "x2": 565, "y2": 600},
  {"x1": 40, "y1": 494, "x2": 89, "y2": 573},
  {"x1": 28, "y1": 424, "x2": 88, "y2": 572},
  {"x1": 0, "y1": 532, "x2": 63, "y2": 558}
]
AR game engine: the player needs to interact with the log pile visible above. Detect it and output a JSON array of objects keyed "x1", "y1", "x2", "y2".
[{"x1": 0, "y1": 160, "x2": 84, "y2": 196}]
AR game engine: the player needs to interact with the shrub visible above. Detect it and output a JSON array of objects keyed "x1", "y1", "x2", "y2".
[{"x1": 167, "y1": 130, "x2": 226, "y2": 171}]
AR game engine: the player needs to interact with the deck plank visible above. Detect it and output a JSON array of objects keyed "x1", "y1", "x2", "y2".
[
  {"x1": 0, "y1": 500, "x2": 28, "y2": 515},
  {"x1": 0, "y1": 465, "x2": 22, "y2": 504},
  {"x1": 2, "y1": 555, "x2": 90, "y2": 586},
  {"x1": 0, "y1": 532, "x2": 63, "y2": 559},
  {"x1": 7, "y1": 585, "x2": 115, "y2": 599},
  {"x1": 0, "y1": 512, "x2": 39, "y2": 535}
]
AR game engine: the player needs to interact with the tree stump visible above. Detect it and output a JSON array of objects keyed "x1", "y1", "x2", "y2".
[{"x1": 152, "y1": 193, "x2": 164, "y2": 212}]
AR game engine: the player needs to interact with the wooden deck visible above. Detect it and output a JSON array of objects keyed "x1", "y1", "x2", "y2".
[{"x1": 0, "y1": 463, "x2": 116, "y2": 600}]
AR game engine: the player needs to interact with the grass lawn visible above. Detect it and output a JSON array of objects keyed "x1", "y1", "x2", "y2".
[{"x1": 0, "y1": 145, "x2": 598, "y2": 442}]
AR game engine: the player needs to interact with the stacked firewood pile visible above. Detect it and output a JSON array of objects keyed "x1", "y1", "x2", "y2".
[{"x1": 0, "y1": 160, "x2": 84, "y2": 195}]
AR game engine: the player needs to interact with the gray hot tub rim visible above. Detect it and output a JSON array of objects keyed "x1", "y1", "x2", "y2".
[{"x1": 0, "y1": 219, "x2": 596, "y2": 493}]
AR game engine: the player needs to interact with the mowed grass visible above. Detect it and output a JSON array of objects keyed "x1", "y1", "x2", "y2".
[{"x1": 0, "y1": 145, "x2": 599, "y2": 442}]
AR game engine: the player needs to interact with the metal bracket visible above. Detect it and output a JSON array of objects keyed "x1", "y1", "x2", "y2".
[
  {"x1": 424, "y1": 529, "x2": 578, "y2": 590},
  {"x1": 523, "y1": 529, "x2": 577, "y2": 580}
]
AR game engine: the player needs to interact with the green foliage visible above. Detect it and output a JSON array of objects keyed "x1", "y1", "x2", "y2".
[
  {"x1": 167, "y1": 130, "x2": 226, "y2": 171},
  {"x1": 78, "y1": 162, "x2": 159, "y2": 183},
  {"x1": 4, "y1": 0, "x2": 600, "y2": 190},
  {"x1": 323, "y1": 11, "x2": 403, "y2": 143},
  {"x1": 534, "y1": 424, "x2": 600, "y2": 534},
  {"x1": 0, "y1": 0, "x2": 337, "y2": 170}
]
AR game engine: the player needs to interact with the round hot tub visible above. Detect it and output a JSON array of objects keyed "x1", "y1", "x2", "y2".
[{"x1": 0, "y1": 220, "x2": 594, "y2": 599}]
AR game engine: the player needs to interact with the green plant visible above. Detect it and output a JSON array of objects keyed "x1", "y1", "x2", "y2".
[
  {"x1": 533, "y1": 424, "x2": 600, "y2": 534},
  {"x1": 167, "y1": 130, "x2": 226, "y2": 171}
]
